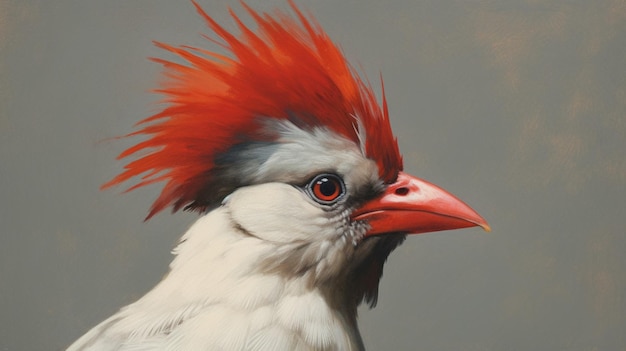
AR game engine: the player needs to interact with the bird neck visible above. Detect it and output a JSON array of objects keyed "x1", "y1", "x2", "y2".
[{"x1": 130, "y1": 208, "x2": 366, "y2": 350}]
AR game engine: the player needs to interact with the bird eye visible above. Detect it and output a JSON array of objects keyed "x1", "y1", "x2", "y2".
[{"x1": 307, "y1": 174, "x2": 345, "y2": 205}]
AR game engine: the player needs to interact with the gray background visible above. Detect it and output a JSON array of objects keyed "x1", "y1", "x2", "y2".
[{"x1": 1, "y1": 1, "x2": 625, "y2": 350}]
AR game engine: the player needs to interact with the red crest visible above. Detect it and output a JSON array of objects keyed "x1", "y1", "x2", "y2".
[{"x1": 103, "y1": 1, "x2": 403, "y2": 219}]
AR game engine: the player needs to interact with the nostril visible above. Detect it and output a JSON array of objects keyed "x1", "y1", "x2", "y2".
[{"x1": 394, "y1": 187, "x2": 409, "y2": 196}]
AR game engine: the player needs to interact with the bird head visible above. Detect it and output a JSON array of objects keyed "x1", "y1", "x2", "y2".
[{"x1": 103, "y1": 0, "x2": 489, "y2": 309}]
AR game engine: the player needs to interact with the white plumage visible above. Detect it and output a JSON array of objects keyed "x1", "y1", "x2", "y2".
[{"x1": 69, "y1": 126, "x2": 374, "y2": 350}]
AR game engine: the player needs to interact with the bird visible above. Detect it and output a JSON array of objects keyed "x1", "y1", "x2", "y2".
[{"x1": 68, "y1": 1, "x2": 489, "y2": 350}]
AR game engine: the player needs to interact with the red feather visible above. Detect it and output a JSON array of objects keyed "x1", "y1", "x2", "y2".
[{"x1": 102, "y1": 0, "x2": 403, "y2": 219}]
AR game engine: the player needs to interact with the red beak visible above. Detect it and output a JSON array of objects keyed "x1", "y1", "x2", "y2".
[{"x1": 351, "y1": 172, "x2": 490, "y2": 236}]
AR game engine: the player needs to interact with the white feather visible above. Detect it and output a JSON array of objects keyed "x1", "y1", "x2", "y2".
[
  {"x1": 246, "y1": 325, "x2": 298, "y2": 351},
  {"x1": 69, "y1": 124, "x2": 378, "y2": 351},
  {"x1": 69, "y1": 193, "x2": 365, "y2": 350}
]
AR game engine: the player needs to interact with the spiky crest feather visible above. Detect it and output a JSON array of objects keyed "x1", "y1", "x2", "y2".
[{"x1": 102, "y1": 0, "x2": 403, "y2": 219}]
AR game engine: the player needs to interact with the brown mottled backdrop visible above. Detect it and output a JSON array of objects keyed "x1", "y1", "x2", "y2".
[{"x1": 1, "y1": 1, "x2": 624, "y2": 350}]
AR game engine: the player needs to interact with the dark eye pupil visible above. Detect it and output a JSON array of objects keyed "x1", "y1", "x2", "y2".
[{"x1": 318, "y1": 178, "x2": 336, "y2": 196}]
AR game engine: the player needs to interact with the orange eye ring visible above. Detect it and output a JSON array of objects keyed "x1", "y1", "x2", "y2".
[{"x1": 307, "y1": 174, "x2": 345, "y2": 205}]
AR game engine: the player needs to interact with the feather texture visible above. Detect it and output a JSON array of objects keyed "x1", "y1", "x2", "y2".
[
  {"x1": 68, "y1": 193, "x2": 364, "y2": 351},
  {"x1": 101, "y1": 0, "x2": 402, "y2": 219}
]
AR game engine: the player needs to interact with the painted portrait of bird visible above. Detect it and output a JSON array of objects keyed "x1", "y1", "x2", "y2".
[{"x1": 67, "y1": 1, "x2": 489, "y2": 350}]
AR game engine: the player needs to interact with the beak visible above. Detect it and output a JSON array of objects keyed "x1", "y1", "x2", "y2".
[{"x1": 351, "y1": 172, "x2": 490, "y2": 237}]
